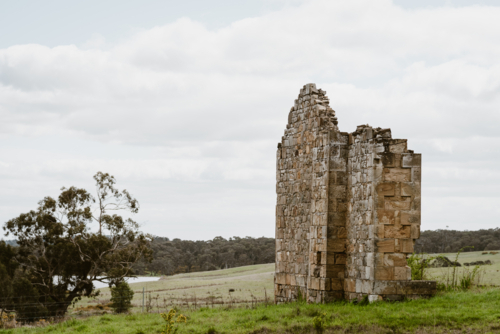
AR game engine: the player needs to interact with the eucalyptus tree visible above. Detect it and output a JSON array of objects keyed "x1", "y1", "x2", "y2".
[{"x1": 3, "y1": 172, "x2": 152, "y2": 319}]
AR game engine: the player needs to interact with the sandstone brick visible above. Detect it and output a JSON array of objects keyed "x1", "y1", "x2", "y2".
[
  {"x1": 326, "y1": 265, "x2": 345, "y2": 279},
  {"x1": 320, "y1": 278, "x2": 331, "y2": 291},
  {"x1": 401, "y1": 212, "x2": 420, "y2": 225},
  {"x1": 377, "y1": 210, "x2": 395, "y2": 224},
  {"x1": 374, "y1": 267, "x2": 394, "y2": 280},
  {"x1": 383, "y1": 253, "x2": 407, "y2": 267},
  {"x1": 331, "y1": 279, "x2": 344, "y2": 291},
  {"x1": 412, "y1": 167, "x2": 421, "y2": 182},
  {"x1": 400, "y1": 183, "x2": 414, "y2": 197},
  {"x1": 384, "y1": 225, "x2": 411, "y2": 239},
  {"x1": 402, "y1": 154, "x2": 421, "y2": 168},
  {"x1": 389, "y1": 142, "x2": 407, "y2": 154},
  {"x1": 375, "y1": 224, "x2": 385, "y2": 238},
  {"x1": 335, "y1": 253, "x2": 347, "y2": 265},
  {"x1": 383, "y1": 168, "x2": 411, "y2": 182},
  {"x1": 344, "y1": 278, "x2": 356, "y2": 292},
  {"x1": 375, "y1": 183, "x2": 395, "y2": 197},
  {"x1": 394, "y1": 267, "x2": 410, "y2": 280},
  {"x1": 373, "y1": 281, "x2": 398, "y2": 294},
  {"x1": 376, "y1": 239, "x2": 395, "y2": 253},
  {"x1": 385, "y1": 199, "x2": 411, "y2": 210},
  {"x1": 327, "y1": 239, "x2": 346, "y2": 252},
  {"x1": 411, "y1": 224, "x2": 420, "y2": 239},
  {"x1": 401, "y1": 239, "x2": 414, "y2": 253}
]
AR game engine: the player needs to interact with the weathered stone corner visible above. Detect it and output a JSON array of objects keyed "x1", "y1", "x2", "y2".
[{"x1": 274, "y1": 83, "x2": 435, "y2": 303}]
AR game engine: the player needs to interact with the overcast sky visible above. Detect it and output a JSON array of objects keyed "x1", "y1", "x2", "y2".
[{"x1": 1, "y1": 0, "x2": 499, "y2": 240}]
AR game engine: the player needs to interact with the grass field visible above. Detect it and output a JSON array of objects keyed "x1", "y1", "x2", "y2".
[
  {"x1": 3, "y1": 252, "x2": 500, "y2": 333},
  {"x1": 75, "y1": 263, "x2": 275, "y2": 312},
  {"x1": 425, "y1": 250, "x2": 500, "y2": 286},
  {"x1": 5, "y1": 288, "x2": 500, "y2": 333}
]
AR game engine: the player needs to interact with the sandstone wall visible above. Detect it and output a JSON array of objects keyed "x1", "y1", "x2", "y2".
[
  {"x1": 275, "y1": 84, "x2": 337, "y2": 303},
  {"x1": 275, "y1": 84, "x2": 435, "y2": 303}
]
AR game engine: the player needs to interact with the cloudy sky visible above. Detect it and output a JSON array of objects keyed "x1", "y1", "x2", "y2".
[{"x1": 1, "y1": 0, "x2": 499, "y2": 240}]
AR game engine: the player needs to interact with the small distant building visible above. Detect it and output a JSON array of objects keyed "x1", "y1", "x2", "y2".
[{"x1": 275, "y1": 84, "x2": 436, "y2": 303}]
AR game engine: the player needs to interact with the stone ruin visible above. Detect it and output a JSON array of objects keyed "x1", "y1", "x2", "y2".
[{"x1": 274, "y1": 83, "x2": 436, "y2": 303}]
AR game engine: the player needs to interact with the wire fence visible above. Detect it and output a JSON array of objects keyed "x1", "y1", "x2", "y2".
[{"x1": 0, "y1": 287, "x2": 273, "y2": 328}]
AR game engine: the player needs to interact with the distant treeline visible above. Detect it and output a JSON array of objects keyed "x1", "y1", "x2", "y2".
[
  {"x1": 132, "y1": 236, "x2": 275, "y2": 276},
  {"x1": 415, "y1": 228, "x2": 500, "y2": 254},
  {"x1": 4, "y1": 228, "x2": 499, "y2": 276}
]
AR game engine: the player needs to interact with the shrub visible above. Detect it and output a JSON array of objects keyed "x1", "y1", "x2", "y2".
[
  {"x1": 312, "y1": 312, "x2": 327, "y2": 333},
  {"x1": 110, "y1": 281, "x2": 134, "y2": 313},
  {"x1": 407, "y1": 253, "x2": 435, "y2": 280},
  {"x1": 160, "y1": 309, "x2": 187, "y2": 334}
]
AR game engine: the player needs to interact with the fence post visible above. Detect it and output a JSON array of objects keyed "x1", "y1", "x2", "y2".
[{"x1": 142, "y1": 287, "x2": 145, "y2": 313}]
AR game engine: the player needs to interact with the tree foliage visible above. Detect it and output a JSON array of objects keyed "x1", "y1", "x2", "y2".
[
  {"x1": 110, "y1": 281, "x2": 134, "y2": 313},
  {"x1": 133, "y1": 236, "x2": 274, "y2": 275},
  {"x1": 2, "y1": 172, "x2": 152, "y2": 320},
  {"x1": 415, "y1": 228, "x2": 500, "y2": 253}
]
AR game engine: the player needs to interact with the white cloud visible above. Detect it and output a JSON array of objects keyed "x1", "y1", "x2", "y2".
[{"x1": 1, "y1": 0, "x2": 500, "y2": 238}]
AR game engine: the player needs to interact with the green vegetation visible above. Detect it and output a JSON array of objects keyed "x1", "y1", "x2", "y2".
[
  {"x1": 4, "y1": 288, "x2": 500, "y2": 333},
  {"x1": 1, "y1": 172, "x2": 152, "y2": 320},
  {"x1": 416, "y1": 228, "x2": 500, "y2": 253},
  {"x1": 160, "y1": 309, "x2": 187, "y2": 334},
  {"x1": 132, "y1": 236, "x2": 274, "y2": 276},
  {"x1": 110, "y1": 282, "x2": 134, "y2": 314},
  {"x1": 426, "y1": 250, "x2": 500, "y2": 287},
  {"x1": 77, "y1": 263, "x2": 275, "y2": 312}
]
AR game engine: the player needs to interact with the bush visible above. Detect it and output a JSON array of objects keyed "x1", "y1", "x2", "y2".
[{"x1": 110, "y1": 281, "x2": 134, "y2": 313}]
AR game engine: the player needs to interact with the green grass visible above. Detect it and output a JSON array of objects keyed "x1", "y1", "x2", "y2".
[
  {"x1": 73, "y1": 251, "x2": 499, "y2": 313},
  {"x1": 74, "y1": 263, "x2": 275, "y2": 312},
  {"x1": 425, "y1": 250, "x2": 500, "y2": 286},
  {"x1": 5, "y1": 288, "x2": 500, "y2": 333}
]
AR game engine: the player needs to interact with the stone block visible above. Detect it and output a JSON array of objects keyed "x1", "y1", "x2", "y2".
[
  {"x1": 375, "y1": 183, "x2": 395, "y2": 197},
  {"x1": 401, "y1": 239, "x2": 414, "y2": 253},
  {"x1": 376, "y1": 239, "x2": 395, "y2": 253},
  {"x1": 335, "y1": 253, "x2": 347, "y2": 264},
  {"x1": 326, "y1": 265, "x2": 345, "y2": 278},
  {"x1": 331, "y1": 279, "x2": 344, "y2": 291},
  {"x1": 368, "y1": 295, "x2": 383, "y2": 303},
  {"x1": 337, "y1": 226, "x2": 348, "y2": 238},
  {"x1": 361, "y1": 280, "x2": 373, "y2": 294},
  {"x1": 310, "y1": 277, "x2": 320, "y2": 290},
  {"x1": 385, "y1": 199, "x2": 411, "y2": 211},
  {"x1": 384, "y1": 225, "x2": 411, "y2": 239},
  {"x1": 320, "y1": 278, "x2": 331, "y2": 291},
  {"x1": 373, "y1": 281, "x2": 398, "y2": 294},
  {"x1": 401, "y1": 212, "x2": 420, "y2": 225},
  {"x1": 412, "y1": 167, "x2": 421, "y2": 182},
  {"x1": 394, "y1": 267, "x2": 411, "y2": 280},
  {"x1": 380, "y1": 153, "x2": 396, "y2": 167},
  {"x1": 344, "y1": 278, "x2": 356, "y2": 292},
  {"x1": 397, "y1": 281, "x2": 437, "y2": 295},
  {"x1": 375, "y1": 224, "x2": 385, "y2": 238},
  {"x1": 400, "y1": 183, "x2": 414, "y2": 197},
  {"x1": 377, "y1": 210, "x2": 395, "y2": 224},
  {"x1": 383, "y1": 253, "x2": 407, "y2": 267},
  {"x1": 374, "y1": 267, "x2": 394, "y2": 280},
  {"x1": 276, "y1": 273, "x2": 286, "y2": 285},
  {"x1": 402, "y1": 154, "x2": 421, "y2": 168},
  {"x1": 389, "y1": 142, "x2": 407, "y2": 154},
  {"x1": 383, "y1": 168, "x2": 411, "y2": 182},
  {"x1": 332, "y1": 185, "x2": 347, "y2": 198},
  {"x1": 411, "y1": 224, "x2": 420, "y2": 239},
  {"x1": 327, "y1": 239, "x2": 346, "y2": 252}
]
